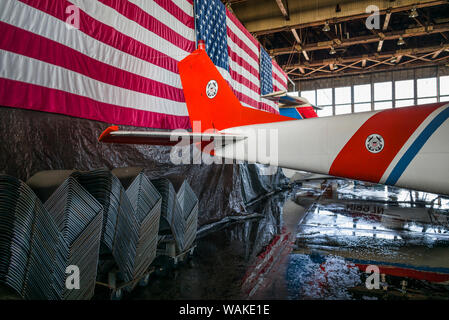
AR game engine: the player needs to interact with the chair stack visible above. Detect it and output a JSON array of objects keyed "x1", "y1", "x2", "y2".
[
  {"x1": 70, "y1": 170, "x2": 119, "y2": 252},
  {"x1": 0, "y1": 170, "x2": 196, "y2": 299},
  {"x1": 176, "y1": 180, "x2": 199, "y2": 252},
  {"x1": 0, "y1": 174, "x2": 65, "y2": 300},
  {"x1": 70, "y1": 170, "x2": 139, "y2": 284},
  {"x1": 151, "y1": 178, "x2": 185, "y2": 253},
  {"x1": 44, "y1": 177, "x2": 103, "y2": 300},
  {"x1": 126, "y1": 173, "x2": 162, "y2": 283}
]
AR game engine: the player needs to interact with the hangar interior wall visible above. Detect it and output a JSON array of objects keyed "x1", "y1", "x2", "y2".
[{"x1": 296, "y1": 65, "x2": 449, "y2": 90}]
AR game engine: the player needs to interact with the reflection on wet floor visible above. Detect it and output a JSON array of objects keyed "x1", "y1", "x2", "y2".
[
  {"x1": 129, "y1": 178, "x2": 449, "y2": 300},
  {"x1": 292, "y1": 179, "x2": 449, "y2": 300},
  {"x1": 128, "y1": 192, "x2": 288, "y2": 300}
]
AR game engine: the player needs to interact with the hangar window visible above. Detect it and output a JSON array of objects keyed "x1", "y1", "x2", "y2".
[
  {"x1": 335, "y1": 104, "x2": 351, "y2": 115},
  {"x1": 354, "y1": 103, "x2": 371, "y2": 113},
  {"x1": 300, "y1": 90, "x2": 316, "y2": 106},
  {"x1": 354, "y1": 84, "x2": 370, "y2": 103},
  {"x1": 417, "y1": 77, "x2": 437, "y2": 105},
  {"x1": 296, "y1": 74, "x2": 449, "y2": 118},
  {"x1": 335, "y1": 87, "x2": 351, "y2": 104},
  {"x1": 374, "y1": 81, "x2": 392, "y2": 110},
  {"x1": 317, "y1": 106, "x2": 333, "y2": 117},
  {"x1": 335, "y1": 87, "x2": 351, "y2": 115},
  {"x1": 317, "y1": 88, "x2": 332, "y2": 105},
  {"x1": 395, "y1": 99, "x2": 415, "y2": 108},
  {"x1": 374, "y1": 101, "x2": 393, "y2": 110},
  {"x1": 395, "y1": 80, "x2": 414, "y2": 108},
  {"x1": 439, "y1": 76, "x2": 449, "y2": 102},
  {"x1": 354, "y1": 84, "x2": 371, "y2": 113},
  {"x1": 418, "y1": 97, "x2": 438, "y2": 105},
  {"x1": 317, "y1": 88, "x2": 333, "y2": 117}
]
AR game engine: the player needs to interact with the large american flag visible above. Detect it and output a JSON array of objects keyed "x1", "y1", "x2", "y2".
[
  {"x1": 195, "y1": 0, "x2": 287, "y2": 114},
  {"x1": 0, "y1": 0, "x2": 195, "y2": 129},
  {"x1": 0, "y1": 0, "x2": 287, "y2": 129}
]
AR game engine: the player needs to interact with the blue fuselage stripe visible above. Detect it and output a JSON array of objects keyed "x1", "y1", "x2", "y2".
[{"x1": 386, "y1": 105, "x2": 449, "y2": 185}]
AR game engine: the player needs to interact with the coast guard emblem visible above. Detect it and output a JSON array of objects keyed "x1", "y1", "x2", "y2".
[
  {"x1": 206, "y1": 80, "x2": 218, "y2": 99},
  {"x1": 366, "y1": 134, "x2": 384, "y2": 153}
]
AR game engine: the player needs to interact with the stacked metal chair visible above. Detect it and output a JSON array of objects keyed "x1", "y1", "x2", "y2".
[
  {"x1": 176, "y1": 180, "x2": 199, "y2": 252},
  {"x1": 0, "y1": 174, "x2": 65, "y2": 300},
  {"x1": 126, "y1": 172, "x2": 162, "y2": 284},
  {"x1": 44, "y1": 177, "x2": 103, "y2": 300},
  {"x1": 151, "y1": 178, "x2": 185, "y2": 253},
  {"x1": 70, "y1": 170, "x2": 139, "y2": 284},
  {"x1": 0, "y1": 170, "x2": 197, "y2": 299}
]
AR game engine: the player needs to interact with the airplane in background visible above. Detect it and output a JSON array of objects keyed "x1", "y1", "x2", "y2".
[
  {"x1": 99, "y1": 41, "x2": 449, "y2": 196},
  {"x1": 261, "y1": 91, "x2": 321, "y2": 120}
]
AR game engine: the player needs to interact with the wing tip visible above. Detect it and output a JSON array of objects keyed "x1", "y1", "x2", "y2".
[{"x1": 99, "y1": 126, "x2": 119, "y2": 142}]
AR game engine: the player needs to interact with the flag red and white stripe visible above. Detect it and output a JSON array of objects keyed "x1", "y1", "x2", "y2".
[
  {"x1": 0, "y1": 0, "x2": 289, "y2": 128},
  {"x1": 0, "y1": 0, "x2": 195, "y2": 129},
  {"x1": 272, "y1": 61, "x2": 288, "y2": 93},
  {"x1": 226, "y1": 10, "x2": 268, "y2": 112}
]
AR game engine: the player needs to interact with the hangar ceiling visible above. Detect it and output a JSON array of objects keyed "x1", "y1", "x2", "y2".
[{"x1": 222, "y1": 0, "x2": 449, "y2": 82}]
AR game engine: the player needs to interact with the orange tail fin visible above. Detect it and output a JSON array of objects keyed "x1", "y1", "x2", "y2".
[{"x1": 178, "y1": 43, "x2": 293, "y2": 133}]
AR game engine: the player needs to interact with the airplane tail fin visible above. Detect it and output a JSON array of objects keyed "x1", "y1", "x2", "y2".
[
  {"x1": 99, "y1": 42, "x2": 293, "y2": 146},
  {"x1": 178, "y1": 41, "x2": 292, "y2": 133}
]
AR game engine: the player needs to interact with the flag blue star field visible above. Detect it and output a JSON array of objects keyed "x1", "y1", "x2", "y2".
[
  {"x1": 194, "y1": 0, "x2": 288, "y2": 114},
  {"x1": 194, "y1": 0, "x2": 229, "y2": 71},
  {"x1": 260, "y1": 47, "x2": 274, "y2": 96}
]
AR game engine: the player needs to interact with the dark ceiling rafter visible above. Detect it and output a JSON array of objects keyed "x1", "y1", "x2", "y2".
[
  {"x1": 223, "y1": 0, "x2": 449, "y2": 83},
  {"x1": 249, "y1": 1, "x2": 448, "y2": 36},
  {"x1": 269, "y1": 22, "x2": 449, "y2": 56},
  {"x1": 287, "y1": 45, "x2": 449, "y2": 81},
  {"x1": 275, "y1": 0, "x2": 289, "y2": 20}
]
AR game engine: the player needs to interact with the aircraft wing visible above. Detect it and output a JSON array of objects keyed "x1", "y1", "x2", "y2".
[{"x1": 99, "y1": 126, "x2": 246, "y2": 146}]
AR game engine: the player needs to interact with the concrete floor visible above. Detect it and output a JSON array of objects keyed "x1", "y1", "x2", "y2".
[{"x1": 128, "y1": 178, "x2": 449, "y2": 300}]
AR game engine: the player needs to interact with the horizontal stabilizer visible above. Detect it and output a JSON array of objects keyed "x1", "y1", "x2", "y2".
[{"x1": 99, "y1": 126, "x2": 246, "y2": 146}]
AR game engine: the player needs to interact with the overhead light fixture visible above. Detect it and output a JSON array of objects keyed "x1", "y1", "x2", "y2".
[
  {"x1": 322, "y1": 21, "x2": 330, "y2": 32},
  {"x1": 329, "y1": 46, "x2": 336, "y2": 55},
  {"x1": 409, "y1": 7, "x2": 419, "y2": 18},
  {"x1": 397, "y1": 36, "x2": 405, "y2": 46}
]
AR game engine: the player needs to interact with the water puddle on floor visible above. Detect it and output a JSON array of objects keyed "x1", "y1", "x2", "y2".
[{"x1": 290, "y1": 179, "x2": 449, "y2": 300}]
